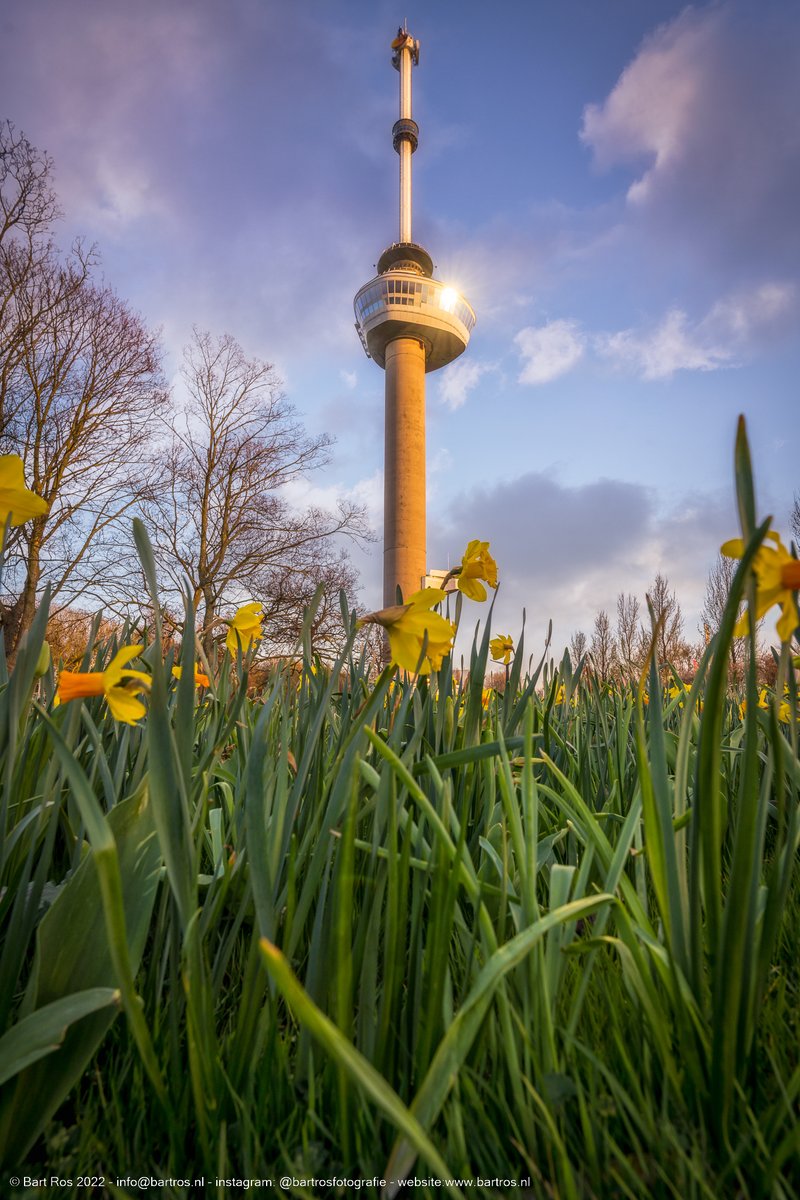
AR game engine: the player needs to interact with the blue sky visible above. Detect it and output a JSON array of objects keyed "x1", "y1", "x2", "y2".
[{"x1": 2, "y1": 0, "x2": 797, "y2": 658}]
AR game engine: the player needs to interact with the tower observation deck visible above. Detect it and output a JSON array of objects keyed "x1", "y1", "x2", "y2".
[{"x1": 354, "y1": 26, "x2": 475, "y2": 607}]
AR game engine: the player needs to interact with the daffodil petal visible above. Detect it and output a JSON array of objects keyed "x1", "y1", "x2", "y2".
[
  {"x1": 119, "y1": 669, "x2": 152, "y2": 687},
  {"x1": 389, "y1": 627, "x2": 429, "y2": 673},
  {"x1": 105, "y1": 687, "x2": 147, "y2": 725},
  {"x1": 406, "y1": 588, "x2": 447, "y2": 610},
  {"x1": 458, "y1": 576, "x2": 487, "y2": 602},
  {"x1": 0, "y1": 455, "x2": 49, "y2": 526},
  {"x1": 238, "y1": 602, "x2": 264, "y2": 617},
  {"x1": 0, "y1": 487, "x2": 49, "y2": 526},
  {"x1": 777, "y1": 596, "x2": 799, "y2": 643},
  {"x1": 104, "y1": 646, "x2": 145, "y2": 687}
]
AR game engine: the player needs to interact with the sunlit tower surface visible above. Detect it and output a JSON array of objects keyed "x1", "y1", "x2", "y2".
[{"x1": 354, "y1": 26, "x2": 475, "y2": 606}]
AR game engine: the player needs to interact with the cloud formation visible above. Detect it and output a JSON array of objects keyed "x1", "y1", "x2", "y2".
[
  {"x1": 581, "y1": 9, "x2": 715, "y2": 206},
  {"x1": 438, "y1": 359, "x2": 494, "y2": 411},
  {"x1": 429, "y1": 469, "x2": 737, "y2": 659},
  {"x1": 0, "y1": 0, "x2": 398, "y2": 365},
  {"x1": 512, "y1": 280, "x2": 796, "y2": 384},
  {"x1": 580, "y1": 3, "x2": 800, "y2": 277},
  {"x1": 514, "y1": 319, "x2": 585, "y2": 385},
  {"x1": 4, "y1": 2, "x2": 220, "y2": 233},
  {"x1": 596, "y1": 281, "x2": 795, "y2": 380},
  {"x1": 597, "y1": 309, "x2": 731, "y2": 381}
]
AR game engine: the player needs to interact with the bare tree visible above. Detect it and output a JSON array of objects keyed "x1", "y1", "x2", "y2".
[
  {"x1": 0, "y1": 122, "x2": 167, "y2": 661},
  {"x1": 569, "y1": 629, "x2": 587, "y2": 666},
  {"x1": 259, "y1": 543, "x2": 362, "y2": 659},
  {"x1": 0, "y1": 121, "x2": 92, "y2": 435},
  {"x1": 700, "y1": 553, "x2": 748, "y2": 684},
  {"x1": 756, "y1": 645, "x2": 779, "y2": 688},
  {"x1": 615, "y1": 591, "x2": 644, "y2": 680},
  {"x1": 45, "y1": 607, "x2": 123, "y2": 671},
  {"x1": 0, "y1": 259, "x2": 167, "y2": 660},
  {"x1": 647, "y1": 573, "x2": 690, "y2": 675},
  {"x1": 589, "y1": 609, "x2": 616, "y2": 683},
  {"x1": 141, "y1": 329, "x2": 371, "y2": 656},
  {"x1": 0, "y1": 120, "x2": 57, "y2": 399},
  {"x1": 0, "y1": 121, "x2": 56, "y2": 247}
]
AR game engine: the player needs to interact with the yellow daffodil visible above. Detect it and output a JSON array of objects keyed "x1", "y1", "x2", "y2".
[
  {"x1": 172, "y1": 664, "x2": 210, "y2": 688},
  {"x1": 456, "y1": 540, "x2": 498, "y2": 602},
  {"x1": 722, "y1": 530, "x2": 800, "y2": 642},
  {"x1": 555, "y1": 684, "x2": 565, "y2": 705},
  {"x1": 226, "y1": 601, "x2": 264, "y2": 655},
  {"x1": 489, "y1": 633, "x2": 514, "y2": 664},
  {"x1": 0, "y1": 454, "x2": 49, "y2": 527},
  {"x1": 481, "y1": 686, "x2": 494, "y2": 709},
  {"x1": 741, "y1": 690, "x2": 776, "y2": 720},
  {"x1": 57, "y1": 645, "x2": 151, "y2": 725},
  {"x1": 357, "y1": 587, "x2": 456, "y2": 674},
  {"x1": 778, "y1": 700, "x2": 795, "y2": 724},
  {"x1": 295, "y1": 660, "x2": 327, "y2": 689}
]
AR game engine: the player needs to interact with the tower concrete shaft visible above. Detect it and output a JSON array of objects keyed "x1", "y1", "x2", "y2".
[
  {"x1": 383, "y1": 336, "x2": 426, "y2": 603},
  {"x1": 354, "y1": 27, "x2": 475, "y2": 607}
]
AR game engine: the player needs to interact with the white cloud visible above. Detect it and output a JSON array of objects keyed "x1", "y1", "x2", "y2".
[
  {"x1": 578, "y1": 3, "x2": 800, "y2": 280},
  {"x1": 596, "y1": 281, "x2": 796, "y2": 380},
  {"x1": 702, "y1": 282, "x2": 795, "y2": 342},
  {"x1": 596, "y1": 309, "x2": 732, "y2": 381},
  {"x1": 339, "y1": 369, "x2": 358, "y2": 390},
  {"x1": 282, "y1": 470, "x2": 382, "y2": 528},
  {"x1": 438, "y1": 360, "x2": 493, "y2": 411},
  {"x1": 580, "y1": 8, "x2": 715, "y2": 206},
  {"x1": 514, "y1": 319, "x2": 585, "y2": 385}
]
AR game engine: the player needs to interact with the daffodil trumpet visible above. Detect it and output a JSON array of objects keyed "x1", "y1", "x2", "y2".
[
  {"x1": 172, "y1": 664, "x2": 211, "y2": 688},
  {"x1": 57, "y1": 645, "x2": 151, "y2": 725}
]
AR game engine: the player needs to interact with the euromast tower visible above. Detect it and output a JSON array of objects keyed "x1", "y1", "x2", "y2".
[{"x1": 354, "y1": 27, "x2": 475, "y2": 606}]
